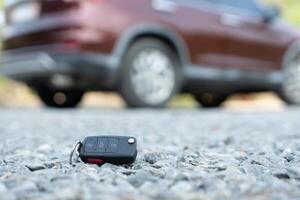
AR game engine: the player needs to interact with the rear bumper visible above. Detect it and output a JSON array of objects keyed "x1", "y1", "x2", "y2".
[{"x1": 0, "y1": 48, "x2": 119, "y2": 89}]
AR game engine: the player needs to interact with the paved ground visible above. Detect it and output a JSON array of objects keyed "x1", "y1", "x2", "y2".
[{"x1": 1, "y1": 108, "x2": 300, "y2": 200}]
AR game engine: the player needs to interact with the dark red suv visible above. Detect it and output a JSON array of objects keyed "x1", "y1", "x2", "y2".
[{"x1": 1, "y1": 0, "x2": 300, "y2": 108}]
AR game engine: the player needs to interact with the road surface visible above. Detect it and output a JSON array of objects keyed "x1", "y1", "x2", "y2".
[{"x1": 0, "y1": 108, "x2": 300, "y2": 200}]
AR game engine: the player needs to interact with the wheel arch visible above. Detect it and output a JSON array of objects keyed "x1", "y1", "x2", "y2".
[{"x1": 112, "y1": 23, "x2": 190, "y2": 68}]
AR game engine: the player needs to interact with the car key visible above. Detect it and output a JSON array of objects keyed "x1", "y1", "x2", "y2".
[{"x1": 70, "y1": 136, "x2": 137, "y2": 165}]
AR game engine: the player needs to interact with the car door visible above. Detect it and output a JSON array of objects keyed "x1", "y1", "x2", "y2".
[
  {"x1": 173, "y1": 0, "x2": 232, "y2": 68},
  {"x1": 173, "y1": 0, "x2": 275, "y2": 71},
  {"x1": 215, "y1": 0, "x2": 284, "y2": 71}
]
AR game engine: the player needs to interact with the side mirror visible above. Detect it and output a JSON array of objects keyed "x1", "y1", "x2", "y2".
[{"x1": 263, "y1": 6, "x2": 281, "y2": 23}]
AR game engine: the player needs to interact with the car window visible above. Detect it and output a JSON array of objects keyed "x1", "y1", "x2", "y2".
[
  {"x1": 176, "y1": 0, "x2": 264, "y2": 17},
  {"x1": 216, "y1": 0, "x2": 263, "y2": 15}
]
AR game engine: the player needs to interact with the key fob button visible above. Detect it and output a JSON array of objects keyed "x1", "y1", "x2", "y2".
[
  {"x1": 97, "y1": 138, "x2": 108, "y2": 153},
  {"x1": 106, "y1": 138, "x2": 119, "y2": 153},
  {"x1": 84, "y1": 138, "x2": 98, "y2": 153},
  {"x1": 128, "y1": 138, "x2": 135, "y2": 144}
]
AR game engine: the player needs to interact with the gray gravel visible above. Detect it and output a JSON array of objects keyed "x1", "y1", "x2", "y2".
[{"x1": 1, "y1": 108, "x2": 300, "y2": 200}]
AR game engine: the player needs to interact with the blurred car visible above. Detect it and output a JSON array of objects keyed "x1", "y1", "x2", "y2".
[{"x1": 1, "y1": 0, "x2": 300, "y2": 108}]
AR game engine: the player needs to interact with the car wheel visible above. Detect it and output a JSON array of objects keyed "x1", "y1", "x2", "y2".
[
  {"x1": 281, "y1": 50, "x2": 300, "y2": 105},
  {"x1": 194, "y1": 92, "x2": 227, "y2": 108},
  {"x1": 120, "y1": 38, "x2": 182, "y2": 108},
  {"x1": 36, "y1": 87, "x2": 84, "y2": 108}
]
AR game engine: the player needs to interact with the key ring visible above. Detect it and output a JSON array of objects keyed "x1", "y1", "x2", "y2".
[{"x1": 69, "y1": 141, "x2": 82, "y2": 165}]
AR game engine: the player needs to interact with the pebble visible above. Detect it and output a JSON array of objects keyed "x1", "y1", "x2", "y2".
[
  {"x1": 26, "y1": 164, "x2": 46, "y2": 172},
  {"x1": 144, "y1": 152, "x2": 164, "y2": 164},
  {"x1": 36, "y1": 144, "x2": 52, "y2": 154}
]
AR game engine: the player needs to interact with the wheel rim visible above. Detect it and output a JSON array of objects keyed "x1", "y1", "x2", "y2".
[
  {"x1": 130, "y1": 49, "x2": 176, "y2": 105},
  {"x1": 283, "y1": 56, "x2": 300, "y2": 104}
]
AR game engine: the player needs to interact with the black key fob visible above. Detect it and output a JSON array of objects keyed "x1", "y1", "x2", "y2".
[{"x1": 73, "y1": 136, "x2": 137, "y2": 165}]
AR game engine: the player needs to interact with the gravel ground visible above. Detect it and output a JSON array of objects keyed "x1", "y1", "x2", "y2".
[{"x1": 1, "y1": 108, "x2": 300, "y2": 200}]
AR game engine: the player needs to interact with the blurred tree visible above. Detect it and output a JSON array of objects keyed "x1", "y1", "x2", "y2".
[{"x1": 266, "y1": 0, "x2": 300, "y2": 25}]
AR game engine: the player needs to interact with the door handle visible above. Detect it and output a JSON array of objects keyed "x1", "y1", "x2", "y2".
[
  {"x1": 152, "y1": 0, "x2": 178, "y2": 13},
  {"x1": 221, "y1": 13, "x2": 244, "y2": 27}
]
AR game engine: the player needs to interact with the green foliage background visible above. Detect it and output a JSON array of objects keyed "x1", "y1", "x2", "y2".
[{"x1": 268, "y1": 0, "x2": 300, "y2": 26}]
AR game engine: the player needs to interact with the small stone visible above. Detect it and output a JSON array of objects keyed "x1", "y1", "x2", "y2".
[
  {"x1": 257, "y1": 151, "x2": 266, "y2": 156},
  {"x1": 283, "y1": 148, "x2": 292, "y2": 154},
  {"x1": 284, "y1": 154, "x2": 295, "y2": 162},
  {"x1": 144, "y1": 153, "x2": 163, "y2": 164},
  {"x1": 44, "y1": 162, "x2": 62, "y2": 169},
  {"x1": 223, "y1": 137, "x2": 235, "y2": 145},
  {"x1": 286, "y1": 168, "x2": 300, "y2": 179},
  {"x1": 25, "y1": 164, "x2": 46, "y2": 172},
  {"x1": 250, "y1": 159, "x2": 263, "y2": 166},
  {"x1": 121, "y1": 170, "x2": 136, "y2": 176},
  {"x1": 147, "y1": 167, "x2": 166, "y2": 178},
  {"x1": 36, "y1": 144, "x2": 52, "y2": 154},
  {"x1": 274, "y1": 173, "x2": 290, "y2": 180},
  {"x1": 197, "y1": 181, "x2": 207, "y2": 191},
  {"x1": 233, "y1": 150, "x2": 248, "y2": 162},
  {"x1": 216, "y1": 164, "x2": 227, "y2": 172},
  {"x1": 152, "y1": 160, "x2": 170, "y2": 169}
]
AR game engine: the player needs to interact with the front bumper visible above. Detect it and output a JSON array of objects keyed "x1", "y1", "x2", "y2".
[{"x1": 0, "y1": 48, "x2": 119, "y2": 89}]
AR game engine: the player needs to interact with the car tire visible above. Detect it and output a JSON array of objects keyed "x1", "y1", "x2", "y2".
[
  {"x1": 119, "y1": 38, "x2": 182, "y2": 108},
  {"x1": 36, "y1": 87, "x2": 84, "y2": 108},
  {"x1": 280, "y1": 43, "x2": 300, "y2": 105},
  {"x1": 194, "y1": 92, "x2": 227, "y2": 108}
]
